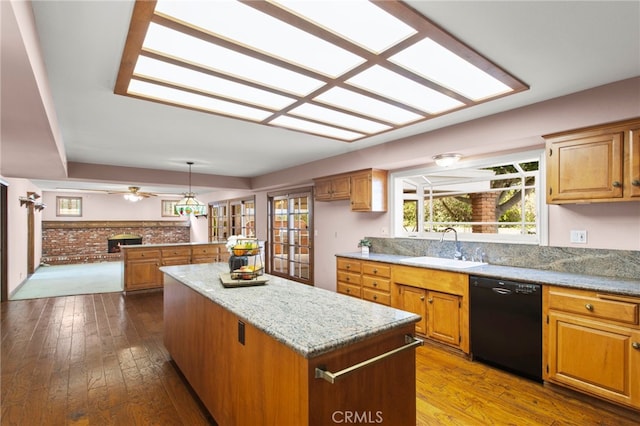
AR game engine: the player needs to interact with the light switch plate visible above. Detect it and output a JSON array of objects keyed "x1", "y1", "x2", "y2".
[{"x1": 570, "y1": 230, "x2": 587, "y2": 244}]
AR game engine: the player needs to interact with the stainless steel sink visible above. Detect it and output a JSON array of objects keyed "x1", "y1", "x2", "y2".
[{"x1": 399, "y1": 256, "x2": 487, "y2": 269}]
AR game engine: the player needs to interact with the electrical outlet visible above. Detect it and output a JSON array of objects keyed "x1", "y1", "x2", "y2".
[{"x1": 570, "y1": 230, "x2": 587, "y2": 244}]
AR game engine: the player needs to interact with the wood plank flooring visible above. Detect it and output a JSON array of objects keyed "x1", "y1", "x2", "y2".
[{"x1": 2, "y1": 291, "x2": 639, "y2": 425}]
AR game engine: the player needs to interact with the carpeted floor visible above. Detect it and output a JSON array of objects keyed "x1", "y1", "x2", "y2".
[{"x1": 11, "y1": 262, "x2": 123, "y2": 300}]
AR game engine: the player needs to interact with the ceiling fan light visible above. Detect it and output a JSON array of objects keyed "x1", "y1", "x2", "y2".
[
  {"x1": 124, "y1": 193, "x2": 142, "y2": 202},
  {"x1": 433, "y1": 153, "x2": 462, "y2": 167}
]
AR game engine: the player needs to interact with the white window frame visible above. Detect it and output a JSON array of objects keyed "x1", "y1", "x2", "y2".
[{"x1": 390, "y1": 150, "x2": 548, "y2": 245}]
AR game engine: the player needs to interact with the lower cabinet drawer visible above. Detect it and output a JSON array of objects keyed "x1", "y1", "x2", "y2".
[
  {"x1": 362, "y1": 288, "x2": 390, "y2": 306},
  {"x1": 337, "y1": 271, "x2": 361, "y2": 286},
  {"x1": 337, "y1": 282, "x2": 361, "y2": 298},
  {"x1": 548, "y1": 290, "x2": 639, "y2": 325}
]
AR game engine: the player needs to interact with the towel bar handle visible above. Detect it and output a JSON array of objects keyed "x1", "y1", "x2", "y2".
[{"x1": 314, "y1": 334, "x2": 423, "y2": 384}]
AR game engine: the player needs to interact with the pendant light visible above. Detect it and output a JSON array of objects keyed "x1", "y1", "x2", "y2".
[{"x1": 175, "y1": 161, "x2": 207, "y2": 216}]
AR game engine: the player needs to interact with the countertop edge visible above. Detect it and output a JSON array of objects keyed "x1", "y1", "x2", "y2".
[{"x1": 337, "y1": 252, "x2": 640, "y2": 297}]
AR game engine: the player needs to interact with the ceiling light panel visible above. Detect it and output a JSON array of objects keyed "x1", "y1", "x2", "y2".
[
  {"x1": 154, "y1": 0, "x2": 365, "y2": 78},
  {"x1": 142, "y1": 23, "x2": 324, "y2": 96},
  {"x1": 271, "y1": 115, "x2": 365, "y2": 141},
  {"x1": 288, "y1": 103, "x2": 391, "y2": 134},
  {"x1": 347, "y1": 65, "x2": 464, "y2": 114},
  {"x1": 271, "y1": 0, "x2": 417, "y2": 53},
  {"x1": 115, "y1": 0, "x2": 527, "y2": 142},
  {"x1": 389, "y1": 38, "x2": 513, "y2": 100},
  {"x1": 314, "y1": 87, "x2": 423, "y2": 125},
  {"x1": 134, "y1": 56, "x2": 296, "y2": 110},
  {"x1": 128, "y1": 80, "x2": 273, "y2": 121}
]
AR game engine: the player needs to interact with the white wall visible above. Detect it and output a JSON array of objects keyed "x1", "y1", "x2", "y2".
[{"x1": 5, "y1": 178, "x2": 43, "y2": 295}]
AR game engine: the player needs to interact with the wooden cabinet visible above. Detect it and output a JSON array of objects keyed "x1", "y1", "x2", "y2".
[
  {"x1": 350, "y1": 169, "x2": 388, "y2": 212},
  {"x1": 392, "y1": 265, "x2": 469, "y2": 353},
  {"x1": 124, "y1": 248, "x2": 162, "y2": 291},
  {"x1": 314, "y1": 174, "x2": 350, "y2": 201},
  {"x1": 397, "y1": 285, "x2": 427, "y2": 335},
  {"x1": 336, "y1": 258, "x2": 391, "y2": 306},
  {"x1": 191, "y1": 243, "x2": 228, "y2": 264},
  {"x1": 123, "y1": 243, "x2": 229, "y2": 291},
  {"x1": 544, "y1": 286, "x2": 640, "y2": 410},
  {"x1": 336, "y1": 257, "x2": 362, "y2": 298},
  {"x1": 314, "y1": 168, "x2": 388, "y2": 212},
  {"x1": 361, "y1": 261, "x2": 391, "y2": 306},
  {"x1": 544, "y1": 118, "x2": 640, "y2": 203}
]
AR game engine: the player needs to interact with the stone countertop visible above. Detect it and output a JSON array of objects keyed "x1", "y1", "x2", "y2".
[
  {"x1": 160, "y1": 263, "x2": 420, "y2": 359},
  {"x1": 338, "y1": 252, "x2": 640, "y2": 297}
]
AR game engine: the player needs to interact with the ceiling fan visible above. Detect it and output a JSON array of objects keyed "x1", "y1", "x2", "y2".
[
  {"x1": 110, "y1": 186, "x2": 157, "y2": 202},
  {"x1": 56, "y1": 185, "x2": 163, "y2": 202}
]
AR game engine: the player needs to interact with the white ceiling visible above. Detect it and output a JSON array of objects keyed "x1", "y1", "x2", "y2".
[{"x1": 2, "y1": 0, "x2": 639, "y2": 195}]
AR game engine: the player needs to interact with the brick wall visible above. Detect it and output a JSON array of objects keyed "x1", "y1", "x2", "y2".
[
  {"x1": 41, "y1": 221, "x2": 191, "y2": 265},
  {"x1": 470, "y1": 192, "x2": 498, "y2": 233}
]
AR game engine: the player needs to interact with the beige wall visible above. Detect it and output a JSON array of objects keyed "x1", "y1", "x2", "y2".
[{"x1": 4, "y1": 178, "x2": 43, "y2": 295}]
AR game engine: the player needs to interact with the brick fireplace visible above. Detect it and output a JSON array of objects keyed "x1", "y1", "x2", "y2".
[{"x1": 42, "y1": 220, "x2": 191, "y2": 265}]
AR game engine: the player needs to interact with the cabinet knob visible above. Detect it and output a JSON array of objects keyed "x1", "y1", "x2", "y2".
[
  {"x1": 373, "y1": 281, "x2": 378, "y2": 287},
  {"x1": 346, "y1": 288, "x2": 350, "y2": 293},
  {"x1": 632, "y1": 179, "x2": 640, "y2": 187},
  {"x1": 420, "y1": 295, "x2": 425, "y2": 301},
  {"x1": 373, "y1": 295, "x2": 378, "y2": 300},
  {"x1": 428, "y1": 298, "x2": 433, "y2": 304},
  {"x1": 585, "y1": 303, "x2": 594, "y2": 311},
  {"x1": 373, "y1": 269, "x2": 378, "y2": 274},
  {"x1": 612, "y1": 181, "x2": 622, "y2": 188},
  {"x1": 346, "y1": 265, "x2": 350, "y2": 269},
  {"x1": 346, "y1": 277, "x2": 350, "y2": 281},
  {"x1": 632, "y1": 342, "x2": 640, "y2": 349}
]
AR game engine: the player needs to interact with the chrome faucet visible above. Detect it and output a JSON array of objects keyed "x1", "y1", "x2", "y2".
[{"x1": 440, "y1": 227, "x2": 463, "y2": 260}]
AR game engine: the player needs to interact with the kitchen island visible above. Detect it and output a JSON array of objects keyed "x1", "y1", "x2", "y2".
[{"x1": 161, "y1": 263, "x2": 421, "y2": 426}]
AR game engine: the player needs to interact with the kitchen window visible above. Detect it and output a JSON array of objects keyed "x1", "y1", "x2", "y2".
[
  {"x1": 56, "y1": 196, "x2": 82, "y2": 217},
  {"x1": 391, "y1": 151, "x2": 545, "y2": 244},
  {"x1": 268, "y1": 187, "x2": 313, "y2": 285}
]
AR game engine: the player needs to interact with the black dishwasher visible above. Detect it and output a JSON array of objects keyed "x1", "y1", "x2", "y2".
[{"x1": 470, "y1": 276, "x2": 542, "y2": 382}]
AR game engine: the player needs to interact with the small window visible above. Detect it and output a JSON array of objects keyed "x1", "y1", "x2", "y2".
[
  {"x1": 392, "y1": 151, "x2": 544, "y2": 244},
  {"x1": 161, "y1": 200, "x2": 179, "y2": 217},
  {"x1": 56, "y1": 196, "x2": 82, "y2": 217}
]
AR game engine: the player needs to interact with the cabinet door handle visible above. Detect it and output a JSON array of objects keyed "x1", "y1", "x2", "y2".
[
  {"x1": 585, "y1": 303, "x2": 594, "y2": 311},
  {"x1": 420, "y1": 295, "x2": 425, "y2": 301},
  {"x1": 633, "y1": 179, "x2": 640, "y2": 187},
  {"x1": 346, "y1": 265, "x2": 350, "y2": 269},
  {"x1": 373, "y1": 269, "x2": 378, "y2": 274},
  {"x1": 346, "y1": 277, "x2": 350, "y2": 282},
  {"x1": 428, "y1": 298, "x2": 433, "y2": 303},
  {"x1": 373, "y1": 295, "x2": 378, "y2": 300},
  {"x1": 373, "y1": 281, "x2": 378, "y2": 287},
  {"x1": 612, "y1": 181, "x2": 622, "y2": 188},
  {"x1": 632, "y1": 342, "x2": 640, "y2": 349}
]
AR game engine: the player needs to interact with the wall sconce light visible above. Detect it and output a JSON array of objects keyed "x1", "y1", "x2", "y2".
[
  {"x1": 19, "y1": 192, "x2": 43, "y2": 208},
  {"x1": 34, "y1": 203, "x2": 46, "y2": 211},
  {"x1": 433, "y1": 153, "x2": 462, "y2": 167}
]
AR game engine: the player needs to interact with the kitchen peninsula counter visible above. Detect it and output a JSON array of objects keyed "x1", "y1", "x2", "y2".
[{"x1": 161, "y1": 263, "x2": 421, "y2": 425}]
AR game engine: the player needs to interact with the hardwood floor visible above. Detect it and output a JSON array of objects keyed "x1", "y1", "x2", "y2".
[{"x1": 2, "y1": 291, "x2": 638, "y2": 425}]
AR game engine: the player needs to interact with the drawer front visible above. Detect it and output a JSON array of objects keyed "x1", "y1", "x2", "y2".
[
  {"x1": 161, "y1": 247, "x2": 191, "y2": 257},
  {"x1": 549, "y1": 291, "x2": 639, "y2": 325},
  {"x1": 192, "y1": 245, "x2": 222, "y2": 255},
  {"x1": 362, "y1": 262, "x2": 391, "y2": 278},
  {"x1": 126, "y1": 249, "x2": 161, "y2": 260},
  {"x1": 337, "y1": 271, "x2": 361, "y2": 285},
  {"x1": 362, "y1": 288, "x2": 391, "y2": 306},
  {"x1": 337, "y1": 282, "x2": 361, "y2": 298},
  {"x1": 337, "y1": 258, "x2": 362, "y2": 273},
  {"x1": 362, "y1": 275, "x2": 390, "y2": 292}
]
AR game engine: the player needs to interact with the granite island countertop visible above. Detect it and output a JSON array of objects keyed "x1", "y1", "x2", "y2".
[
  {"x1": 160, "y1": 262, "x2": 420, "y2": 358},
  {"x1": 337, "y1": 252, "x2": 640, "y2": 297}
]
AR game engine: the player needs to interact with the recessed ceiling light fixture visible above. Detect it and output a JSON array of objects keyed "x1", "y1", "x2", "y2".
[
  {"x1": 115, "y1": 0, "x2": 527, "y2": 142},
  {"x1": 433, "y1": 153, "x2": 462, "y2": 167}
]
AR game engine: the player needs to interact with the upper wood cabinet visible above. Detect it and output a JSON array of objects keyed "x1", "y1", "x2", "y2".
[
  {"x1": 314, "y1": 174, "x2": 351, "y2": 201},
  {"x1": 314, "y1": 168, "x2": 388, "y2": 212},
  {"x1": 544, "y1": 118, "x2": 640, "y2": 204}
]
